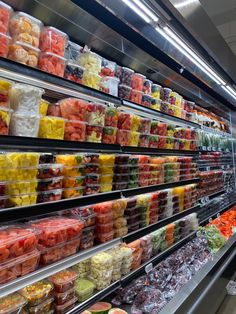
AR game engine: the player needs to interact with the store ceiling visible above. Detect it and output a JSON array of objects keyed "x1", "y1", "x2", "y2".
[{"x1": 200, "y1": 0, "x2": 236, "y2": 56}]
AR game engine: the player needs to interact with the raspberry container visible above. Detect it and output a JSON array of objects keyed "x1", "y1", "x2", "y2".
[
  {"x1": 68, "y1": 206, "x2": 95, "y2": 227},
  {"x1": 19, "y1": 281, "x2": 53, "y2": 306},
  {"x1": 37, "y1": 163, "x2": 63, "y2": 179},
  {"x1": 49, "y1": 269, "x2": 78, "y2": 293}
]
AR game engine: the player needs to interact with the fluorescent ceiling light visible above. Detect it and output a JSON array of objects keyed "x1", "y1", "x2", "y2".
[
  {"x1": 221, "y1": 85, "x2": 236, "y2": 100},
  {"x1": 226, "y1": 85, "x2": 236, "y2": 97},
  {"x1": 156, "y1": 27, "x2": 225, "y2": 85},
  {"x1": 121, "y1": 0, "x2": 151, "y2": 23},
  {"x1": 133, "y1": 0, "x2": 159, "y2": 21},
  {"x1": 163, "y1": 26, "x2": 226, "y2": 85},
  {"x1": 175, "y1": 0, "x2": 198, "y2": 9}
]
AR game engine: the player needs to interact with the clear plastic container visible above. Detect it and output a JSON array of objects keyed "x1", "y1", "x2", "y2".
[
  {"x1": 39, "y1": 99, "x2": 49, "y2": 116},
  {"x1": 0, "y1": 78, "x2": 12, "y2": 108},
  {"x1": 141, "y1": 94, "x2": 152, "y2": 107},
  {"x1": 86, "y1": 103, "x2": 106, "y2": 126},
  {"x1": 39, "y1": 237, "x2": 81, "y2": 265},
  {"x1": 64, "y1": 119, "x2": 86, "y2": 142},
  {"x1": 82, "y1": 70, "x2": 101, "y2": 90},
  {"x1": 129, "y1": 89, "x2": 143, "y2": 104},
  {"x1": 86, "y1": 124, "x2": 103, "y2": 143},
  {"x1": 85, "y1": 173, "x2": 100, "y2": 185},
  {"x1": 0, "y1": 250, "x2": 40, "y2": 284},
  {"x1": 95, "y1": 230, "x2": 114, "y2": 243},
  {"x1": 128, "y1": 131, "x2": 140, "y2": 146},
  {"x1": 84, "y1": 184, "x2": 100, "y2": 195},
  {"x1": 118, "y1": 111, "x2": 133, "y2": 130},
  {"x1": 0, "y1": 1, "x2": 12, "y2": 34},
  {"x1": 6, "y1": 179, "x2": 38, "y2": 195},
  {"x1": 101, "y1": 58, "x2": 116, "y2": 76},
  {"x1": 105, "y1": 106, "x2": 118, "y2": 127},
  {"x1": 0, "y1": 108, "x2": 11, "y2": 135},
  {"x1": 40, "y1": 26, "x2": 68, "y2": 56},
  {"x1": 63, "y1": 176, "x2": 85, "y2": 188},
  {"x1": 10, "y1": 83, "x2": 44, "y2": 114},
  {"x1": 0, "y1": 32, "x2": 10, "y2": 57},
  {"x1": 8, "y1": 40, "x2": 39, "y2": 67},
  {"x1": 10, "y1": 112, "x2": 40, "y2": 137},
  {"x1": 0, "y1": 293, "x2": 26, "y2": 314},
  {"x1": 151, "y1": 84, "x2": 161, "y2": 98},
  {"x1": 75, "y1": 278, "x2": 95, "y2": 302},
  {"x1": 39, "y1": 116, "x2": 65, "y2": 139},
  {"x1": 116, "y1": 129, "x2": 130, "y2": 146},
  {"x1": 7, "y1": 192, "x2": 37, "y2": 207},
  {"x1": 37, "y1": 163, "x2": 63, "y2": 179},
  {"x1": 118, "y1": 84, "x2": 131, "y2": 100},
  {"x1": 96, "y1": 212, "x2": 113, "y2": 224},
  {"x1": 102, "y1": 126, "x2": 117, "y2": 144},
  {"x1": 68, "y1": 206, "x2": 95, "y2": 227},
  {"x1": 19, "y1": 281, "x2": 53, "y2": 306},
  {"x1": 55, "y1": 296, "x2": 77, "y2": 314},
  {"x1": 79, "y1": 51, "x2": 102, "y2": 73},
  {"x1": 64, "y1": 62, "x2": 84, "y2": 83},
  {"x1": 27, "y1": 297, "x2": 54, "y2": 314},
  {"x1": 143, "y1": 79, "x2": 152, "y2": 94},
  {"x1": 138, "y1": 118, "x2": 151, "y2": 134},
  {"x1": 38, "y1": 154, "x2": 55, "y2": 165},
  {"x1": 62, "y1": 186, "x2": 84, "y2": 198},
  {"x1": 0, "y1": 225, "x2": 39, "y2": 263},
  {"x1": 49, "y1": 269, "x2": 78, "y2": 292},
  {"x1": 131, "y1": 73, "x2": 145, "y2": 91},
  {"x1": 139, "y1": 133, "x2": 150, "y2": 147},
  {"x1": 54, "y1": 288, "x2": 75, "y2": 306},
  {"x1": 37, "y1": 188, "x2": 62, "y2": 203},
  {"x1": 30, "y1": 216, "x2": 84, "y2": 248},
  {"x1": 58, "y1": 98, "x2": 88, "y2": 121},
  {"x1": 119, "y1": 67, "x2": 134, "y2": 86},
  {"x1": 100, "y1": 76, "x2": 119, "y2": 96},
  {"x1": 62, "y1": 166, "x2": 84, "y2": 177},
  {"x1": 38, "y1": 52, "x2": 66, "y2": 77},
  {"x1": 9, "y1": 12, "x2": 42, "y2": 47}
]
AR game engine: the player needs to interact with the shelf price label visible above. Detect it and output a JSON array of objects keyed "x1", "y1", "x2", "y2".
[{"x1": 145, "y1": 263, "x2": 153, "y2": 274}]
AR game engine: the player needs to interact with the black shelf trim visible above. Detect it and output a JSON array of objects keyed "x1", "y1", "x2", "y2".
[
  {"x1": 0, "y1": 58, "x2": 204, "y2": 129},
  {"x1": 123, "y1": 146, "x2": 199, "y2": 155},
  {"x1": 122, "y1": 179, "x2": 199, "y2": 198},
  {"x1": 123, "y1": 204, "x2": 200, "y2": 243},
  {"x1": 200, "y1": 201, "x2": 236, "y2": 225},
  {"x1": 0, "y1": 179, "x2": 199, "y2": 222}
]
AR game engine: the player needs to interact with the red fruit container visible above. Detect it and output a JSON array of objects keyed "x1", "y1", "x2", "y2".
[
  {"x1": 131, "y1": 73, "x2": 145, "y2": 91},
  {"x1": 39, "y1": 237, "x2": 81, "y2": 265},
  {"x1": 0, "y1": 250, "x2": 40, "y2": 284},
  {"x1": 84, "y1": 184, "x2": 100, "y2": 195},
  {"x1": 118, "y1": 112, "x2": 133, "y2": 130},
  {"x1": 93, "y1": 200, "x2": 113, "y2": 214},
  {"x1": 54, "y1": 288, "x2": 76, "y2": 306},
  {"x1": 40, "y1": 26, "x2": 68, "y2": 57},
  {"x1": 37, "y1": 189, "x2": 62, "y2": 203},
  {"x1": 96, "y1": 212, "x2": 113, "y2": 224},
  {"x1": 37, "y1": 176, "x2": 63, "y2": 191},
  {"x1": 138, "y1": 118, "x2": 151, "y2": 134},
  {"x1": 49, "y1": 269, "x2": 78, "y2": 292},
  {"x1": 102, "y1": 126, "x2": 117, "y2": 144},
  {"x1": 105, "y1": 106, "x2": 118, "y2": 127},
  {"x1": 86, "y1": 124, "x2": 103, "y2": 143},
  {"x1": 139, "y1": 133, "x2": 150, "y2": 147},
  {"x1": 95, "y1": 230, "x2": 114, "y2": 243},
  {"x1": 0, "y1": 32, "x2": 10, "y2": 57},
  {"x1": 149, "y1": 135, "x2": 158, "y2": 148},
  {"x1": 55, "y1": 296, "x2": 78, "y2": 314},
  {"x1": 116, "y1": 129, "x2": 131, "y2": 146},
  {"x1": 0, "y1": 1, "x2": 12, "y2": 34},
  {"x1": 64, "y1": 120, "x2": 86, "y2": 142},
  {"x1": 30, "y1": 216, "x2": 84, "y2": 248},
  {"x1": 38, "y1": 52, "x2": 66, "y2": 77},
  {"x1": 59, "y1": 98, "x2": 88, "y2": 121},
  {"x1": 37, "y1": 163, "x2": 63, "y2": 179},
  {"x1": 129, "y1": 89, "x2": 143, "y2": 104},
  {"x1": 0, "y1": 225, "x2": 39, "y2": 263},
  {"x1": 158, "y1": 136, "x2": 167, "y2": 149}
]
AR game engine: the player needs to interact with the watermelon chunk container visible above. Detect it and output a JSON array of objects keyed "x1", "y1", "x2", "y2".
[{"x1": 87, "y1": 302, "x2": 112, "y2": 314}]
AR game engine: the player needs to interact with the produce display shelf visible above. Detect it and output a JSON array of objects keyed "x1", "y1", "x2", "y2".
[
  {"x1": 0, "y1": 178, "x2": 199, "y2": 222},
  {"x1": 0, "y1": 135, "x2": 199, "y2": 156},
  {"x1": 0, "y1": 58, "x2": 202, "y2": 129},
  {"x1": 159, "y1": 231, "x2": 236, "y2": 314},
  {"x1": 0, "y1": 238, "x2": 122, "y2": 299},
  {"x1": 123, "y1": 204, "x2": 200, "y2": 243}
]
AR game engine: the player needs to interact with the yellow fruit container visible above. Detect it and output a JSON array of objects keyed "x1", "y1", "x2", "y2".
[{"x1": 39, "y1": 116, "x2": 65, "y2": 140}]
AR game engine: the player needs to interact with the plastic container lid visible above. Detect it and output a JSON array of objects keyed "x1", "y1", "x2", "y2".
[
  {"x1": 39, "y1": 51, "x2": 67, "y2": 61},
  {"x1": 0, "y1": 1, "x2": 13, "y2": 11},
  {"x1": 55, "y1": 296, "x2": 77, "y2": 313},
  {"x1": 10, "y1": 40, "x2": 40, "y2": 53},
  {"x1": 19, "y1": 280, "x2": 53, "y2": 305},
  {"x1": 12, "y1": 11, "x2": 43, "y2": 26},
  {"x1": 122, "y1": 67, "x2": 134, "y2": 73},
  {"x1": 0, "y1": 32, "x2": 11, "y2": 40},
  {"x1": 0, "y1": 293, "x2": 26, "y2": 314}
]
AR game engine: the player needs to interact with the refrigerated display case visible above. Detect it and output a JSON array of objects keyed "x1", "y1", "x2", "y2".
[{"x1": 0, "y1": 0, "x2": 235, "y2": 313}]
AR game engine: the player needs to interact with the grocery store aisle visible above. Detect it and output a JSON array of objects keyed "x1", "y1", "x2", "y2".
[{"x1": 217, "y1": 295, "x2": 236, "y2": 314}]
